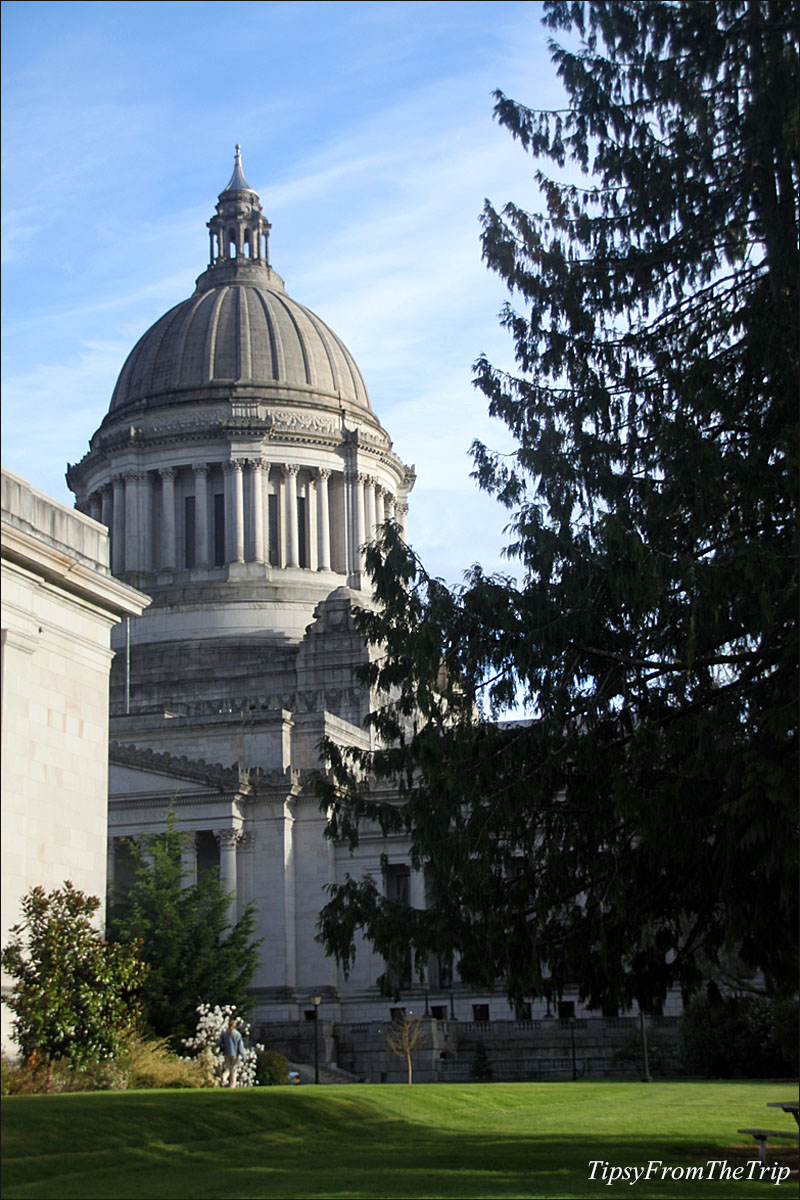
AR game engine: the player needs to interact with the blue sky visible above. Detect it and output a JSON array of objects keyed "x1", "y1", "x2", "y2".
[{"x1": 2, "y1": 0, "x2": 567, "y2": 584}]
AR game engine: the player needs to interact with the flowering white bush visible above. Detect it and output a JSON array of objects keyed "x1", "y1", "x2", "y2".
[{"x1": 181, "y1": 1003, "x2": 264, "y2": 1088}]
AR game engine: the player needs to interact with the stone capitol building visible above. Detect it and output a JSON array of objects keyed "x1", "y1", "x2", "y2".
[{"x1": 66, "y1": 150, "x2": 675, "y2": 1078}]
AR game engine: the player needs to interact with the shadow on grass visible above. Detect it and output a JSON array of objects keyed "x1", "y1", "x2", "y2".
[{"x1": 2, "y1": 1088, "x2": 794, "y2": 1200}]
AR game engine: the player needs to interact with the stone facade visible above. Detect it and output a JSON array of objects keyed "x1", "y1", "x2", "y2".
[{"x1": 1, "y1": 467, "x2": 148, "y2": 1051}]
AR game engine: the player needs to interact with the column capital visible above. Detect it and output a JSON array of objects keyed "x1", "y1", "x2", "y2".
[
  {"x1": 112, "y1": 473, "x2": 126, "y2": 488},
  {"x1": 250, "y1": 458, "x2": 269, "y2": 473},
  {"x1": 214, "y1": 828, "x2": 244, "y2": 849},
  {"x1": 193, "y1": 462, "x2": 210, "y2": 477},
  {"x1": 282, "y1": 463, "x2": 300, "y2": 478},
  {"x1": 315, "y1": 467, "x2": 331, "y2": 482},
  {"x1": 223, "y1": 460, "x2": 243, "y2": 475},
  {"x1": 159, "y1": 466, "x2": 176, "y2": 482}
]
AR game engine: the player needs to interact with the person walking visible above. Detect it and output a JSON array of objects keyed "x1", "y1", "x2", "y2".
[{"x1": 218, "y1": 1017, "x2": 245, "y2": 1088}]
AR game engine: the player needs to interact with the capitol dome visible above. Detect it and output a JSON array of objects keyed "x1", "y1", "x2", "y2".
[
  {"x1": 67, "y1": 146, "x2": 413, "y2": 662},
  {"x1": 109, "y1": 259, "x2": 372, "y2": 417}
]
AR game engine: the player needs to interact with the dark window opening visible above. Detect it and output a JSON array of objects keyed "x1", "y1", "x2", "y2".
[
  {"x1": 558, "y1": 1000, "x2": 575, "y2": 1020},
  {"x1": 431, "y1": 1005, "x2": 448, "y2": 1021},
  {"x1": 385, "y1": 864, "x2": 410, "y2": 905},
  {"x1": 213, "y1": 494, "x2": 225, "y2": 566},
  {"x1": 515, "y1": 1001, "x2": 532, "y2": 1020},
  {"x1": 384, "y1": 864, "x2": 412, "y2": 988},
  {"x1": 297, "y1": 495, "x2": 308, "y2": 568},
  {"x1": 111, "y1": 838, "x2": 138, "y2": 908},
  {"x1": 268, "y1": 493, "x2": 279, "y2": 565},
  {"x1": 472, "y1": 1004, "x2": 490, "y2": 1022},
  {"x1": 196, "y1": 830, "x2": 220, "y2": 882},
  {"x1": 184, "y1": 496, "x2": 196, "y2": 569}
]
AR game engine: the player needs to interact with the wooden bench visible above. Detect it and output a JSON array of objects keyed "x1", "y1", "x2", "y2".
[{"x1": 737, "y1": 1127, "x2": 799, "y2": 1163}]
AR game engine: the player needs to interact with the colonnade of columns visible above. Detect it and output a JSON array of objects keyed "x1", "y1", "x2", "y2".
[
  {"x1": 87, "y1": 459, "x2": 406, "y2": 580},
  {"x1": 109, "y1": 828, "x2": 246, "y2": 901}
]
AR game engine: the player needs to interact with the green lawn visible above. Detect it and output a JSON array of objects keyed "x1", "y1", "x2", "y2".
[{"x1": 2, "y1": 1081, "x2": 797, "y2": 1199}]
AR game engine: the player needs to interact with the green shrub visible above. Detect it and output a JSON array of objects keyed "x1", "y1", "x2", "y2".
[
  {"x1": 679, "y1": 993, "x2": 796, "y2": 1077},
  {"x1": 120, "y1": 1033, "x2": 205, "y2": 1089},
  {"x1": 255, "y1": 1049, "x2": 289, "y2": 1086},
  {"x1": 1, "y1": 1052, "x2": 127, "y2": 1094},
  {"x1": 470, "y1": 1038, "x2": 493, "y2": 1081}
]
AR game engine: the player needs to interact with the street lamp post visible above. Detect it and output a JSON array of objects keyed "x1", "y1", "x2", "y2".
[
  {"x1": 311, "y1": 995, "x2": 322, "y2": 1084},
  {"x1": 570, "y1": 1017, "x2": 577, "y2": 1081}
]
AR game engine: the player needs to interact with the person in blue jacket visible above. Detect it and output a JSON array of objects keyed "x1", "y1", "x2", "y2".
[{"x1": 218, "y1": 1017, "x2": 245, "y2": 1087}]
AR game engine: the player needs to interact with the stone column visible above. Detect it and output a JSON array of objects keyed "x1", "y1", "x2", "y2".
[
  {"x1": 375, "y1": 486, "x2": 386, "y2": 532},
  {"x1": 316, "y1": 468, "x2": 331, "y2": 571},
  {"x1": 252, "y1": 460, "x2": 266, "y2": 563},
  {"x1": 396, "y1": 500, "x2": 409, "y2": 539},
  {"x1": 194, "y1": 464, "x2": 209, "y2": 567},
  {"x1": 180, "y1": 831, "x2": 198, "y2": 887},
  {"x1": 89, "y1": 492, "x2": 102, "y2": 523},
  {"x1": 124, "y1": 470, "x2": 141, "y2": 574},
  {"x1": 233, "y1": 462, "x2": 245, "y2": 563},
  {"x1": 111, "y1": 475, "x2": 125, "y2": 575},
  {"x1": 140, "y1": 472, "x2": 153, "y2": 574},
  {"x1": 365, "y1": 476, "x2": 377, "y2": 542},
  {"x1": 354, "y1": 472, "x2": 367, "y2": 571},
  {"x1": 223, "y1": 462, "x2": 245, "y2": 564},
  {"x1": 101, "y1": 485, "x2": 112, "y2": 531},
  {"x1": 159, "y1": 467, "x2": 177, "y2": 570},
  {"x1": 214, "y1": 829, "x2": 242, "y2": 902},
  {"x1": 384, "y1": 492, "x2": 396, "y2": 523},
  {"x1": 283, "y1": 464, "x2": 299, "y2": 568}
]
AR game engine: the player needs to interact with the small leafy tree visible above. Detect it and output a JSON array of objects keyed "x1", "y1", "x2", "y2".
[
  {"x1": 181, "y1": 1002, "x2": 264, "y2": 1088},
  {"x1": 0, "y1": 882, "x2": 147, "y2": 1068},
  {"x1": 107, "y1": 815, "x2": 262, "y2": 1046},
  {"x1": 384, "y1": 1010, "x2": 429, "y2": 1084},
  {"x1": 470, "y1": 1037, "x2": 493, "y2": 1081}
]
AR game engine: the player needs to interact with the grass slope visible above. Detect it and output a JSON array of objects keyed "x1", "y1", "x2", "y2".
[{"x1": 2, "y1": 1081, "x2": 797, "y2": 1199}]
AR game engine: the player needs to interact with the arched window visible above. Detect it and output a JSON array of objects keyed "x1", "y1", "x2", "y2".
[{"x1": 228, "y1": 229, "x2": 237, "y2": 259}]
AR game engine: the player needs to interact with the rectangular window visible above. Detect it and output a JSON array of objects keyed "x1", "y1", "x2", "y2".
[
  {"x1": 431, "y1": 1005, "x2": 448, "y2": 1021},
  {"x1": 472, "y1": 1004, "x2": 490, "y2": 1023},
  {"x1": 184, "y1": 496, "x2": 196, "y2": 569},
  {"x1": 297, "y1": 495, "x2": 308, "y2": 568},
  {"x1": 268, "y1": 493, "x2": 279, "y2": 565},
  {"x1": 384, "y1": 865, "x2": 412, "y2": 988},
  {"x1": 385, "y1": 864, "x2": 410, "y2": 905},
  {"x1": 213, "y1": 494, "x2": 225, "y2": 566}
]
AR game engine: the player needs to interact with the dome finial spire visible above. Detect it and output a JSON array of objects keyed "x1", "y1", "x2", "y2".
[
  {"x1": 223, "y1": 144, "x2": 252, "y2": 194},
  {"x1": 208, "y1": 148, "x2": 271, "y2": 270}
]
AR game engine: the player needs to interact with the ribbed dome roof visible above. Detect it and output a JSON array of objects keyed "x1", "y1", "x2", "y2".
[{"x1": 109, "y1": 272, "x2": 371, "y2": 415}]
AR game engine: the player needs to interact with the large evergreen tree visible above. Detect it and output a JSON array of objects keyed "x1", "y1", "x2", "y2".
[
  {"x1": 108, "y1": 818, "x2": 261, "y2": 1045},
  {"x1": 317, "y1": 0, "x2": 798, "y2": 1011}
]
